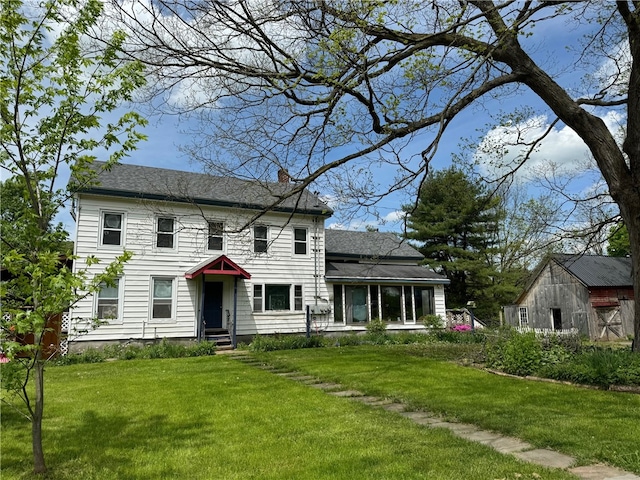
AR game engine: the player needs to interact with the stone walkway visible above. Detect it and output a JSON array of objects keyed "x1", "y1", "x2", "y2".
[{"x1": 230, "y1": 353, "x2": 639, "y2": 480}]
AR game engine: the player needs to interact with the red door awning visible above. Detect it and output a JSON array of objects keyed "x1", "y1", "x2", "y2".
[{"x1": 184, "y1": 255, "x2": 251, "y2": 279}]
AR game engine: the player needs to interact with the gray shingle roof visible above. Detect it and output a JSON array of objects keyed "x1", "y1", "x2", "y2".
[
  {"x1": 325, "y1": 229, "x2": 423, "y2": 261},
  {"x1": 325, "y1": 261, "x2": 448, "y2": 284},
  {"x1": 75, "y1": 161, "x2": 332, "y2": 216},
  {"x1": 554, "y1": 254, "x2": 632, "y2": 287}
]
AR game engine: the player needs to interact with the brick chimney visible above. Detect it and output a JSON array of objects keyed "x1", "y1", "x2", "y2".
[{"x1": 277, "y1": 168, "x2": 290, "y2": 183}]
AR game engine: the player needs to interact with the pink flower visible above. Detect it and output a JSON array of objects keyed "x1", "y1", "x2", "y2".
[{"x1": 452, "y1": 324, "x2": 472, "y2": 332}]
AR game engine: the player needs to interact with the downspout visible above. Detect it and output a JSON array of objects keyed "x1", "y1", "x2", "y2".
[
  {"x1": 314, "y1": 217, "x2": 319, "y2": 307},
  {"x1": 232, "y1": 277, "x2": 238, "y2": 348},
  {"x1": 199, "y1": 277, "x2": 205, "y2": 341}
]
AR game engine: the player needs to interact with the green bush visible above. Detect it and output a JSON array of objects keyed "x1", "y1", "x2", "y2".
[
  {"x1": 538, "y1": 347, "x2": 640, "y2": 387},
  {"x1": 501, "y1": 331, "x2": 542, "y2": 376},
  {"x1": 53, "y1": 338, "x2": 217, "y2": 365},
  {"x1": 420, "y1": 314, "x2": 444, "y2": 329},
  {"x1": 366, "y1": 318, "x2": 387, "y2": 335},
  {"x1": 249, "y1": 334, "x2": 326, "y2": 352}
]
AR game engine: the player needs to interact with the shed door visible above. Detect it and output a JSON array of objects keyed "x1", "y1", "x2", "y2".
[
  {"x1": 551, "y1": 308, "x2": 562, "y2": 330},
  {"x1": 203, "y1": 282, "x2": 223, "y2": 330}
]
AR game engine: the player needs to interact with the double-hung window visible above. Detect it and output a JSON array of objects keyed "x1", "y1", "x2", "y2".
[
  {"x1": 152, "y1": 277, "x2": 174, "y2": 319},
  {"x1": 294, "y1": 285, "x2": 303, "y2": 310},
  {"x1": 101, "y1": 212, "x2": 123, "y2": 246},
  {"x1": 157, "y1": 217, "x2": 175, "y2": 248},
  {"x1": 254, "y1": 225, "x2": 268, "y2": 253},
  {"x1": 293, "y1": 228, "x2": 307, "y2": 255},
  {"x1": 96, "y1": 279, "x2": 120, "y2": 321},
  {"x1": 519, "y1": 307, "x2": 529, "y2": 327},
  {"x1": 208, "y1": 221, "x2": 223, "y2": 251}
]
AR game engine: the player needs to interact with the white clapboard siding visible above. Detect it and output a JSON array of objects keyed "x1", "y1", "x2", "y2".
[{"x1": 72, "y1": 194, "x2": 326, "y2": 340}]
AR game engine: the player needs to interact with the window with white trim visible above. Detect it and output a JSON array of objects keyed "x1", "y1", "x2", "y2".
[
  {"x1": 294, "y1": 285, "x2": 303, "y2": 311},
  {"x1": 152, "y1": 277, "x2": 174, "y2": 319},
  {"x1": 253, "y1": 285, "x2": 263, "y2": 312},
  {"x1": 252, "y1": 284, "x2": 303, "y2": 312},
  {"x1": 293, "y1": 228, "x2": 307, "y2": 255},
  {"x1": 254, "y1": 225, "x2": 268, "y2": 253},
  {"x1": 519, "y1": 307, "x2": 529, "y2": 327},
  {"x1": 101, "y1": 212, "x2": 123, "y2": 246},
  {"x1": 96, "y1": 279, "x2": 120, "y2": 321},
  {"x1": 208, "y1": 221, "x2": 223, "y2": 251},
  {"x1": 156, "y1": 217, "x2": 175, "y2": 248}
]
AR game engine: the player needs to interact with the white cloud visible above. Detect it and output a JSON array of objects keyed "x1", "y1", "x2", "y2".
[{"x1": 475, "y1": 110, "x2": 625, "y2": 182}]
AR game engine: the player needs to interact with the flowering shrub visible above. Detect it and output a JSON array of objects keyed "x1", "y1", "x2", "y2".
[{"x1": 451, "y1": 324, "x2": 472, "y2": 332}]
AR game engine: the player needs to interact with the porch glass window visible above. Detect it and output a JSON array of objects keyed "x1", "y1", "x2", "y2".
[
  {"x1": 333, "y1": 285, "x2": 343, "y2": 323},
  {"x1": 294, "y1": 228, "x2": 307, "y2": 255},
  {"x1": 381, "y1": 286, "x2": 402, "y2": 322},
  {"x1": 152, "y1": 278, "x2": 173, "y2": 319},
  {"x1": 97, "y1": 279, "x2": 119, "y2": 320},
  {"x1": 370, "y1": 285, "x2": 379, "y2": 320},
  {"x1": 345, "y1": 285, "x2": 369, "y2": 323},
  {"x1": 404, "y1": 286, "x2": 414, "y2": 322},
  {"x1": 254, "y1": 225, "x2": 268, "y2": 253},
  {"x1": 208, "y1": 221, "x2": 223, "y2": 251},
  {"x1": 156, "y1": 217, "x2": 175, "y2": 248},
  {"x1": 102, "y1": 212, "x2": 123, "y2": 246},
  {"x1": 414, "y1": 286, "x2": 435, "y2": 319}
]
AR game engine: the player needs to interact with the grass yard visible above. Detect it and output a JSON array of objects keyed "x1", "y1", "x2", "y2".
[
  {"x1": 256, "y1": 345, "x2": 640, "y2": 475},
  {"x1": 1, "y1": 355, "x2": 578, "y2": 480}
]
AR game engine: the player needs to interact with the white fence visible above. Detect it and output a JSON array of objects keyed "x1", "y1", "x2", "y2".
[{"x1": 515, "y1": 326, "x2": 579, "y2": 337}]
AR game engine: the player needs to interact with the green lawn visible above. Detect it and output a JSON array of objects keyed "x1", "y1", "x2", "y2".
[
  {"x1": 256, "y1": 345, "x2": 640, "y2": 474},
  {"x1": 2, "y1": 355, "x2": 577, "y2": 480}
]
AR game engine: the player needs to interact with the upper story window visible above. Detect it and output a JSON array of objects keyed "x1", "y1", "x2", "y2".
[
  {"x1": 156, "y1": 217, "x2": 175, "y2": 249},
  {"x1": 254, "y1": 225, "x2": 268, "y2": 253},
  {"x1": 294, "y1": 228, "x2": 307, "y2": 255},
  {"x1": 101, "y1": 212, "x2": 123, "y2": 246},
  {"x1": 96, "y1": 279, "x2": 120, "y2": 321},
  {"x1": 208, "y1": 221, "x2": 223, "y2": 251}
]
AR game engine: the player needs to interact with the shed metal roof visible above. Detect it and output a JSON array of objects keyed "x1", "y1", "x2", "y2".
[
  {"x1": 325, "y1": 229, "x2": 423, "y2": 261},
  {"x1": 74, "y1": 161, "x2": 332, "y2": 216},
  {"x1": 554, "y1": 254, "x2": 632, "y2": 287}
]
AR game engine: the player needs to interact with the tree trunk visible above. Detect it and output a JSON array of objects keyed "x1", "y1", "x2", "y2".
[
  {"x1": 32, "y1": 354, "x2": 47, "y2": 474},
  {"x1": 623, "y1": 200, "x2": 640, "y2": 353}
]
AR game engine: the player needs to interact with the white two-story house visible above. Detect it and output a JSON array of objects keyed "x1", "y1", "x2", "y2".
[{"x1": 70, "y1": 161, "x2": 448, "y2": 349}]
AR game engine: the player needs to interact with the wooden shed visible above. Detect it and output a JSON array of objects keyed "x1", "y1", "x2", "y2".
[{"x1": 504, "y1": 255, "x2": 634, "y2": 340}]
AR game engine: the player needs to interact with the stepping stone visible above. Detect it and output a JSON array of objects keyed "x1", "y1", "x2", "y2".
[
  {"x1": 486, "y1": 436, "x2": 532, "y2": 453},
  {"x1": 455, "y1": 429, "x2": 503, "y2": 444},
  {"x1": 328, "y1": 390, "x2": 364, "y2": 397},
  {"x1": 513, "y1": 448, "x2": 575, "y2": 469},
  {"x1": 275, "y1": 372, "x2": 300, "y2": 377},
  {"x1": 440, "y1": 422, "x2": 479, "y2": 436},
  {"x1": 309, "y1": 382, "x2": 343, "y2": 390},
  {"x1": 352, "y1": 396, "x2": 393, "y2": 406},
  {"x1": 289, "y1": 375, "x2": 316, "y2": 382},
  {"x1": 381, "y1": 403, "x2": 406, "y2": 413},
  {"x1": 399, "y1": 411, "x2": 436, "y2": 424},
  {"x1": 569, "y1": 464, "x2": 640, "y2": 480}
]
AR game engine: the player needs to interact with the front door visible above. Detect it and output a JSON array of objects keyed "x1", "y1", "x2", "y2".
[{"x1": 203, "y1": 282, "x2": 224, "y2": 330}]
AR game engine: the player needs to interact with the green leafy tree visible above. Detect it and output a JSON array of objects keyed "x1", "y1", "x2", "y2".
[
  {"x1": 608, "y1": 222, "x2": 631, "y2": 257},
  {"x1": 404, "y1": 168, "x2": 504, "y2": 321},
  {"x1": 0, "y1": 0, "x2": 146, "y2": 473}
]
